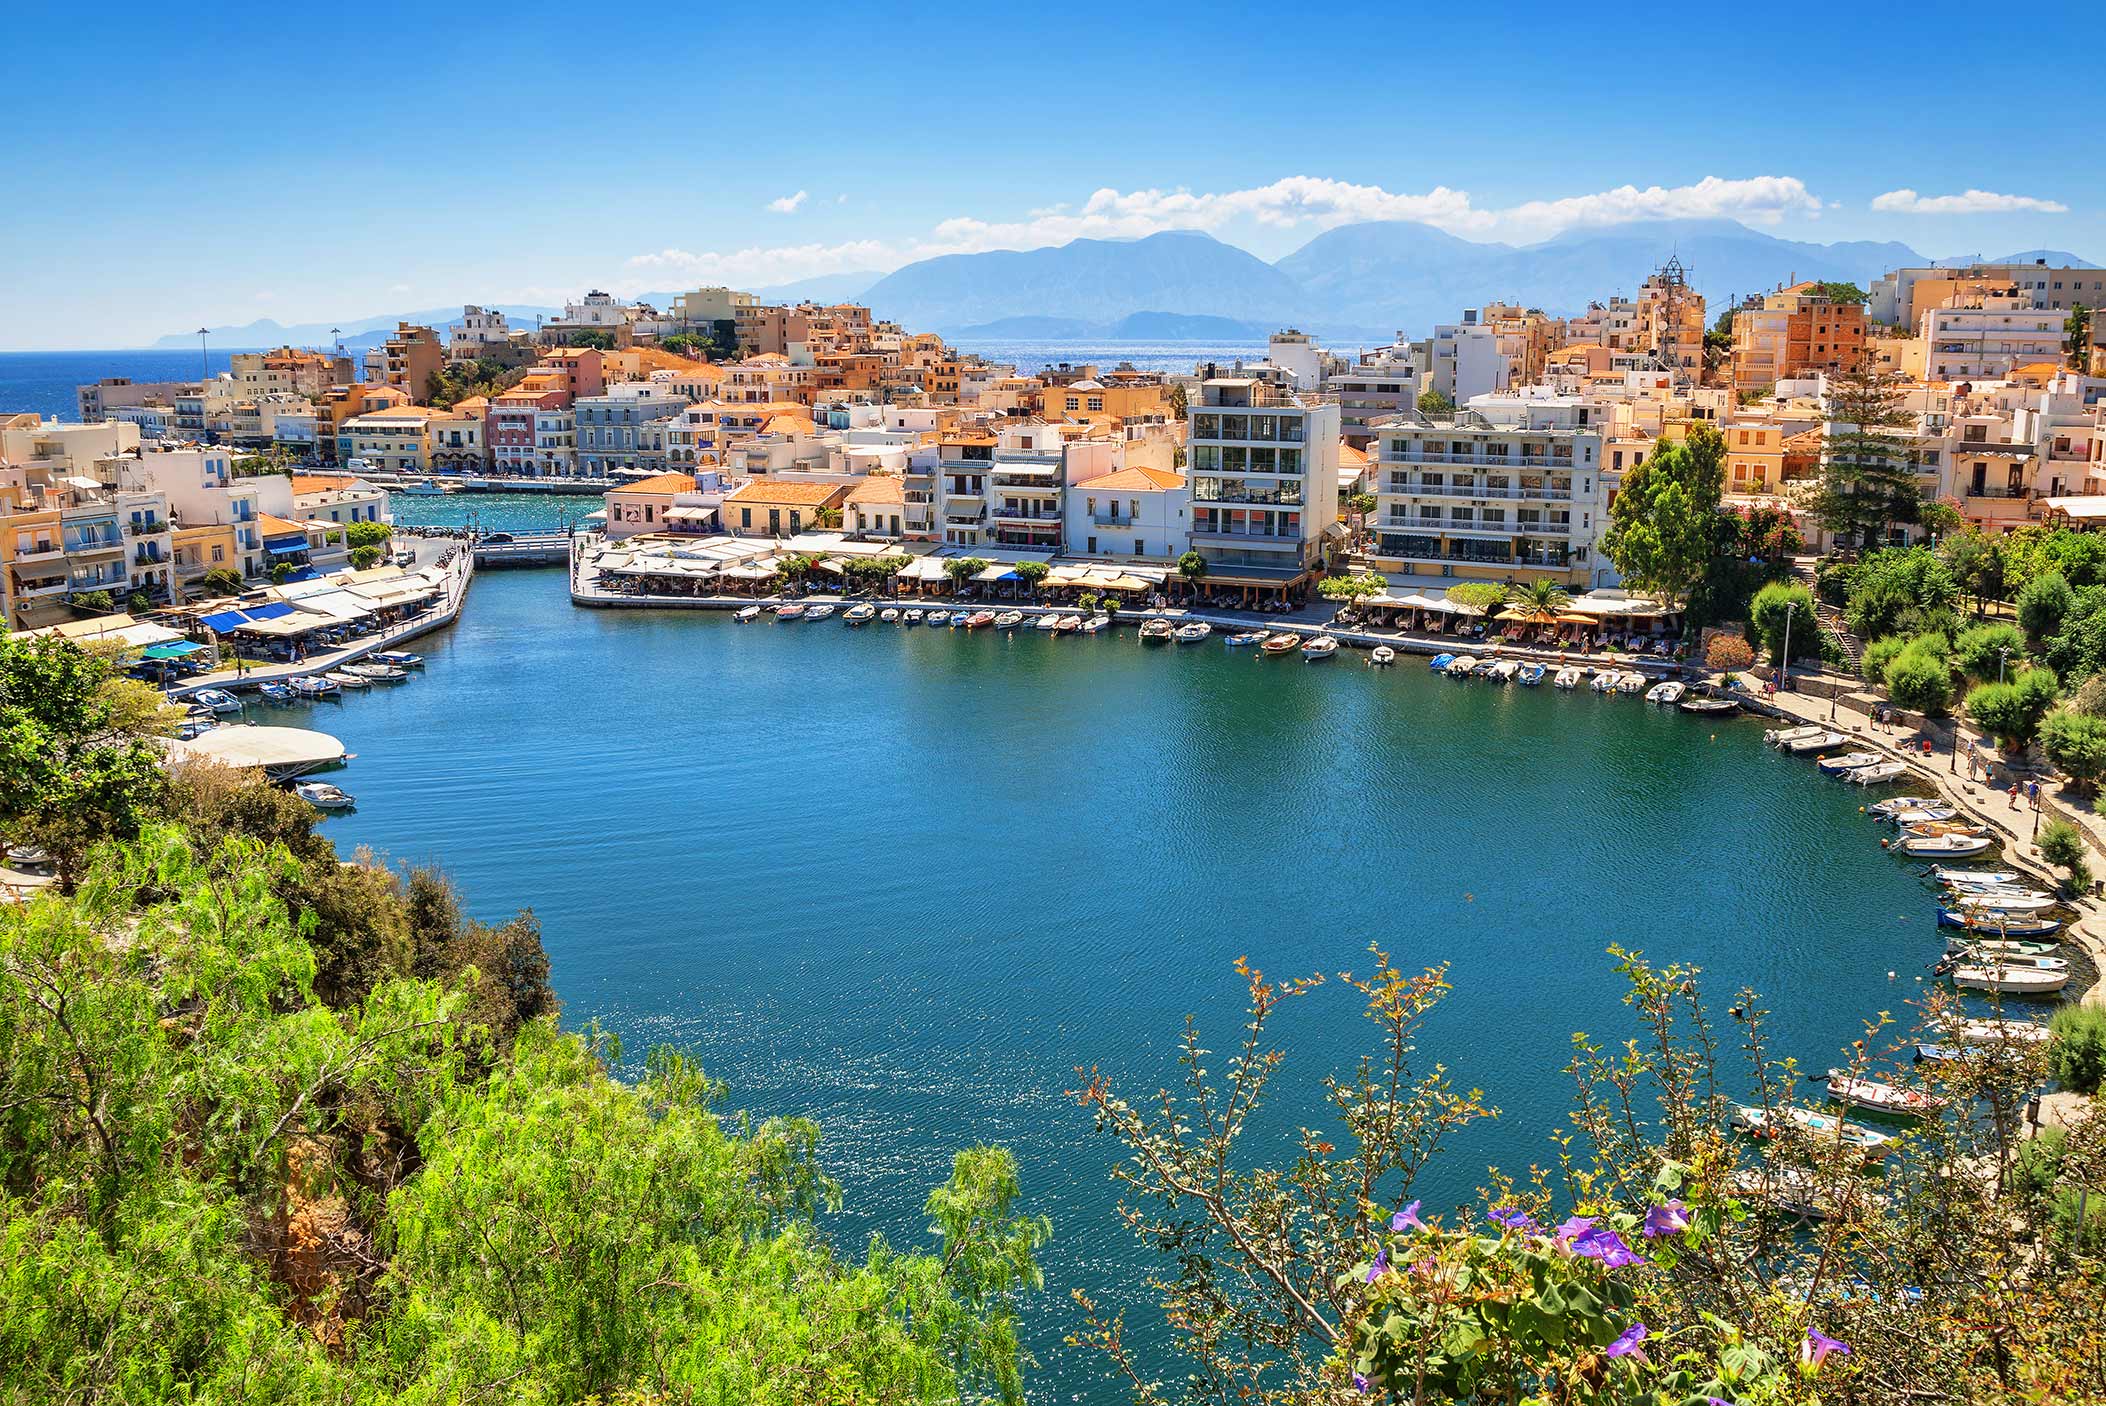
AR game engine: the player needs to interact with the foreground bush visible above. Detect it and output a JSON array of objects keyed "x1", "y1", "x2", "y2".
[{"x1": 2051, "y1": 1006, "x2": 2106, "y2": 1095}]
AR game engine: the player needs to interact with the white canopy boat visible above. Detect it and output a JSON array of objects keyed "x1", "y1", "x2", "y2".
[
  {"x1": 1942, "y1": 961, "x2": 2069, "y2": 995},
  {"x1": 294, "y1": 780, "x2": 356, "y2": 810},
  {"x1": 1817, "y1": 751, "x2": 1881, "y2": 774},
  {"x1": 1447, "y1": 655, "x2": 1479, "y2": 677},
  {"x1": 1174, "y1": 622, "x2": 1212, "y2": 644},
  {"x1": 1731, "y1": 1104, "x2": 1894, "y2": 1153},
  {"x1": 1824, "y1": 1069, "x2": 1945, "y2": 1118},
  {"x1": 1902, "y1": 832, "x2": 1994, "y2": 857},
  {"x1": 1845, "y1": 761, "x2": 1910, "y2": 785},
  {"x1": 1553, "y1": 666, "x2": 1582, "y2": 689},
  {"x1": 1782, "y1": 730, "x2": 1849, "y2": 754},
  {"x1": 843, "y1": 603, "x2": 876, "y2": 625}
]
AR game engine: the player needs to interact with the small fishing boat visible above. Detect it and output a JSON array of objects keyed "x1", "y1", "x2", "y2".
[
  {"x1": 1448, "y1": 655, "x2": 1479, "y2": 677},
  {"x1": 994, "y1": 610, "x2": 1024, "y2": 630},
  {"x1": 735, "y1": 605, "x2": 762, "y2": 623},
  {"x1": 1946, "y1": 880, "x2": 2055, "y2": 901},
  {"x1": 1731, "y1": 1104, "x2": 1894, "y2": 1154},
  {"x1": 1553, "y1": 666, "x2": 1582, "y2": 689},
  {"x1": 1029, "y1": 612, "x2": 1059, "y2": 632},
  {"x1": 1824, "y1": 1069, "x2": 1945, "y2": 1118},
  {"x1": 1488, "y1": 659, "x2": 1517, "y2": 681},
  {"x1": 1818, "y1": 751, "x2": 1881, "y2": 775},
  {"x1": 1261, "y1": 632, "x2": 1302, "y2": 656},
  {"x1": 1884, "y1": 803, "x2": 1957, "y2": 825},
  {"x1": 843, "y1": 603, "x2": 876, "y2": 626},
  {"x1": 1729, "y1": 1166, "x2": 1852, "y2": 1220},
  {"x1": 1932, "y1": 867, "x2": 2022, "y2": 887},
  {"x1": 880, "y1": 608, "x2": 899, "y2": 623},
  {"x1": 1766, "y1": 723, "x2": 1828, "y2": 747},
  {"x1": 1473, "y1": 657, "x2": 1502, "y2": 677},
  {"x1": 1517, "y1": 663, "x2": 1545, "y2": 686},
  {"x1": 948, "y1": 611, "x2": 970, "y2": 628},
  {"x1": 371, "y1": 651, "x2": 423, "y2": 668},
  {"x1": 1302, "y1": 635, "x2": 1340, "y2": 662},
  {"x1": 1079, "y1": 614, "x2": 1108, "y2": 633},
  {"x1": 191, "y1": 688, "x2": 242, "y2": 714},
  {"x1": 1943, "y1": 936, "x2": 2065, "y2": 962},
  {"x1": 291, "y1": 675, "x2": 339, "y2": 699},
  {"x1": 1055, "y1": 615, "x2": 1082, "y2": 633},
  {"x1": 400, "y1": 478, "x2": 450, "y2": 496},
  {"x1": 1678, "y1": 695, "x2": 1738, "y2": 716},
  {"x1": 325, "y1": 670, "x2": 371, "y2": 690},
  {"x1": 294, "y1": 781, "x2": 356, "y2": 810},
  {"x1": 1141, "y1": 619, "x2": 1175, "y2": 643},
  {"x1": 1229, "y1": 630, "x2": 1272, "y2": 648},
  {"x1": 1429, "y1": 652, "x2": 1456, "y2": 672},
  {"x1": 1902, "y1": 819, "x2": 1989, "y2": 839},
  {"x1": 805, "y1": 604, "x2": 836, "y2": 623},
  {"x1": 923, "y1": 610, "x2": 947, "y2": 626},
  {"x1": 1943, "y1": 1017, "x2": 2052, "y2": 1047},
  {"x1": 1845, "y1": 761, "x2": 1909, "y2": 785},
  {"x1": 1938, "y1": 909, "x2": 2062, "y2": 937},
  {"x1": 346, "y1": 663, "x2": 407, "y2": 681},
  {"x1": 1174, "y1": 621, "x2": 1212, "y2": 645},
  {"x1": 1370, "y1": 646, "x2": 1396, "y2": 667},
  {"x1": 1941, "y1": 960, "x2": 2069, "y2": 995},
  {"x1": 1903, "y1": 832, "x2": 1994, "y2": 857},
  {"x1": 1781, "y1": 730, "x2": 1849, "y2": 754},
  {"x1": 257, "y1": 681, "x2": 295, "y2": 704},
  {"x1": 1953, "y1": 890, "x2": 2059, "y2": 915},
  {"x1": 1590, "y1": 669, "x2": 1618, "y2": 693},
  {"x1": 1615, "y1": 672, "x2": 1647, "y2": 694},
  {"x1": 1643, "y1": 680, "x2": 1680, "y2": 704},
  {"x1": 903, "y1": 609, "x2": 924, "y2": 625},
  {"x1": 964, "y1": 610, "x2": 995, "y2": 629},
  {"x1": 775, "y1": 602, "x2": 807, "y2": 621}
]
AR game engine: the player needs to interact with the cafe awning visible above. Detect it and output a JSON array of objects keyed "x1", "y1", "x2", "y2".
[
  {"x1": 974, "y1": 565, "x2": 1017, "y2": 582},
  {"x1": 140, "y1": 640, "x2": 205, "y2": 660},
  {"x1": 901, "y1": 557, "x2": 952, "y2": 581}
]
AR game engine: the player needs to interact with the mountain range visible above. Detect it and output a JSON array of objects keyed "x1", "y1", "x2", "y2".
[{"x1": 153, "y1": 221, "x2": 2097, "y2": 351}]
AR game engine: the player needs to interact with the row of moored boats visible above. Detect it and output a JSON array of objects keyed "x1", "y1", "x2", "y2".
[{"x1": 1429, "y1": 653, "x2": 1739, "y2": 713}]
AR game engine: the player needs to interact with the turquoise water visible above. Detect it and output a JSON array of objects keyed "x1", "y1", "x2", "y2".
[
  {"x1": 243, "y1": 564, "x2": 1959, "y2": 1399},
  {"x1": 389, "y1": 490, "x2": 597, "y2": 535}
]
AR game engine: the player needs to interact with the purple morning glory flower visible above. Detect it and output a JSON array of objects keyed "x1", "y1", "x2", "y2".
[
  {"x1": 1487, "y1": 1205, "x2": 1539, "y2": 1232},
  {"x1": 1391, "y1": 1200, "x2": 1424, "y2": 1233},
  {"x1": 1803, "y1": 1329, "x2": 1851, "y2": 1368},
  {"x1": 1643, "y1": 1200, "x2": 1691, "y2": 1238},
  {"x1": 1352, "y1": 1372, "x2": 1369, "y2": 1394},
  {"x1": 1570, "y1": 1227, "x2": 1644, "y2": 1268},
  {"x1": 1554, "y1": 1214, "x2": 1597, "y2": 1244},
  {"x1": 1605, "y1": 1322, "x2": 1648, "y2": 1361},
  {"x1": 1364, "y1": 1247, "x2": 1388, "y2": 1283}
]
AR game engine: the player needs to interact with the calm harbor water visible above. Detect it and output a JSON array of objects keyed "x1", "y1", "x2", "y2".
[{"x1": 253, "y1": 512, "x2": 1955, "y2": 1398}]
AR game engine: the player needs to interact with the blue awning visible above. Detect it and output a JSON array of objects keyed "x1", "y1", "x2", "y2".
[
  {"x1": 266, "y1": 540, "x2": 309, "y2": 556},
  {"x1": 247, "y1": 602, "x2": 295, "y2": 621},
  {"x1": 199, "y1": 609, "x2": 249, "y2": 633}
]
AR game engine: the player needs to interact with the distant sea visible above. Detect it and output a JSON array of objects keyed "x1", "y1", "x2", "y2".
[{"x1": 1, "y1": 341, "x2": 1271, "y2": 427}]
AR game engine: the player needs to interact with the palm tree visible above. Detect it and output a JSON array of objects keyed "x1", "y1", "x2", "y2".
[{"x1": 1507, "y1": 578, "x2": 1571, "y2": 616}]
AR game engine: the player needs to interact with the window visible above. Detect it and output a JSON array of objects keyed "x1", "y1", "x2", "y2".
[{"x1": 211, "y1": 545, "x2": 224, "y2": 563}]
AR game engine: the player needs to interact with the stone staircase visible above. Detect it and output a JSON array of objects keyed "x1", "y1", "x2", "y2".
[{"x1": 1786, "y1": 555, "x2": 1865, "y2": 673}]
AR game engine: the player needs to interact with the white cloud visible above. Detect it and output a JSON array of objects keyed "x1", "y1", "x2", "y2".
[
  {"x1": 388, "y1": 282, "x2": 412, "y2": 294},
  {"x1": 629, "y1": 173, "x2": 1832, "y2": 289},
  {"x1": 767, "y1": 190, "x2": 809, "y2": 214},
  {"x1": 1871, "y1": 188, "x2": 2068, "y2": 215}
]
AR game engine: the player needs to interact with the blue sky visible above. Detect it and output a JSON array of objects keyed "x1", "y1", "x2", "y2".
[{"x1": 3, "y1": 0, "x2": 2099, "y2": 349}]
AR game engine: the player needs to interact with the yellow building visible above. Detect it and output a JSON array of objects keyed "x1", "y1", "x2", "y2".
[
  {"x1": 1043, "y1": 375, "x2": 1168, "y2": 424},
  {"x1": 170, "y1": 521, "x2": 240, "y2": 596},
  {"x1": 720, "y1": 478, "x2": 848, "y2": 538},
  {"x1": 2, "y1": 505, "x2": 68, "y2": 630}
]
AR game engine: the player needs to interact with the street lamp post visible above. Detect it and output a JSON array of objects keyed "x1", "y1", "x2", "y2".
[
  {"x1": 1998, "y1": 646, "x2": 2010, "y2": 685},
  {"x1": 196, "y1": 327, "x2": 210, "y2": 383}
]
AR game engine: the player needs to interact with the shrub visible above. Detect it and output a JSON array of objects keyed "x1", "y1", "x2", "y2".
[
  {"x1": 72, "y1": 589, "x2": 115, "y2": 614},
  {"x1": 199, "y1": 567, "x2": 243, "y2": 597},
  {"x1": 1814, "y1": 557, "x2": 1857, "y2": 607},
  {"x1": 2073, "y1": 674, "x2": 2106, "y2": 717},
  {"x1": 1749, "y1": 582, "x2": 1817, "y2": 664},
  {"x1": 345, "y1": 520, "x2": 393, "y2": 549},
  {"x1": 1885, "y1": 644, "x2": 1955, "y2": 715},
  {"x1": 1955, "y1": 622, "x2": 2028, "y2": 681},
  {"x1": 1445, "y1": 582, "x2": 1507, "y2": 615},
  {"x1": 1861, "y1": 634, "x2": 1907, "y2": 685},
  {"x1": 1967, "y1": 668, "x2": 2058, "y2": 750},
  {"x1": 350, "y1": 544, "x2": 383, "y2": 570},
  {"x1": 2038, "y1": 818, "x2": 2092, "y2": 893},
  {"x1": 2043, "y1": 708, "x2": 2106, "y2": 792},
  {"x1": 1704, "y1": 633, "x2": 1754, "y2": 671},
  {"x1": 2052, "y1": 1008, "x2": 2106, "y2": 1094},
  {"x1": 2019, "y1": 571, "x2": 2074, "y2": 644}
]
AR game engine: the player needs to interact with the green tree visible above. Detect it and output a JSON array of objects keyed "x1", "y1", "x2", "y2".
[
  {"x1": 2049, "y1": 1006, "x2": 2106, "y2": 1093},
  {"x1": 350, "y1": 544, "x2": 384, "y2": 570},
  {"x1": 199, "y1": 567, "x2": 244, "y2": 597},
  {"x1": 1965, "y1": 666, "x2": 2059, "y2": 751},
  {"x1": 2043, "y1": 707, "x2": 2106, "y2": 793},
  {"x1": 2019, "y1": 570, "x2": 2075, "y2": 644},
  {"x1": 1167, "y1": 382, "x2": 1188, "y2": 422},
  {"x1": 1177, "y1": 550, "x2": 1208, "y2": 590},
  {"x1": 345, "y1": 520, "x2": 393, "y2": 549},
  {"x1": 2038, "y1": 818, "x2": 2092, "y2": 894},
  {"x1": 1814, "y1": 359, "x2": 1920, "y2": 547},
  {"x1": 1317, "y1": 573, "x2": 1387, "y2": 602},
  {"x1": 1444, "y1": 582, "x2": 1508, "y2": 616},
  {"x1": 1013, "y1": 559, "x2": 1049, "y2": 592},
  {"x1": 1942, "y1": 529, "x2": 2009, "y2": 609},
  {"x1": 269, "y1": 561, "x2": 296, "y2": 585},
  {"x1": 942, "y1": 556, "x2": 989, "y2": 591},
  {"x1": 1416, "y1": 388, "x2": 1455, "y2": 417},
  {"x1": 1955, "y1": 622, "x2": 2027, "y2": 681},
  {"x1": 2069, "y1": 304, "x2": 2092, "y2": 371},
  {"x1": 569, "y1": 329, "x2": 616, "y2": 351},
  {"x1": 1884, "y1": 643, "x2": 1955, "y2": 715},
  {"x1": 1808, "y1": 280, "x2": 1869, "y2": 305},
  {"x1": 1844, "y1": 547, "x2": 1959, "y2": 640},
  {"x1": 71, "y1": 589, "x2": 114, "y2": 614},
  {"x1": 1749, "y1": 581, "x2": 1817, "y2": 664},
  {"x1": 1601, "y1": 428, "x2": 1724, "y2": 608},
  {"x1": 1507, "y1": 578, "x2": 1571, "y2": 615},
  {"x1": 1860, "y1": 633, "x2": 1907, "y2": 685}
]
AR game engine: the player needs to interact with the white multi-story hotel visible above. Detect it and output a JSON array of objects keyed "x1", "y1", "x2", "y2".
[
  {"x1": 1184, "y1": 376, "x2": 1341, "y2": 588},
  {"x1": 1368, "y1": 395, "x2": 1610, "y2": 589},
  {"x1": 1921, "y1": 294, "x2": 2067, "y2": 381}
]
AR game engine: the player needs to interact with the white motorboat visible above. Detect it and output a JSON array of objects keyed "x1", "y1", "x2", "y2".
[
  {"x1": 1054, "y1": 615, "x2": 1082, "y2": 633},
  {"x1": 1489, "y1": 659, "x2": 1518, "y2": 682},
  {"x1": 1644, "y1": 680, "x2": 1685, "y2": 704},
  {"x1": 922, "y1": 610, "x2": 946, "y2": 625},
  {"x1": 290, "y1": 675, "x2": 338, "y2": 699},
  {"x1": 1817, "y1": 751, "x2": 1881, "y2": 774},
  {"x1": 1616, "y1": 672, "x2": 1647, "y2": 694},
  {"x1": 345, "y1": 663, "x2": 407, "y2": 681},
  {"x1": 1824, "y1": 1069, "x2": 1945, "y2": 1118},
  {"x1": 293, "y1": 781, "x2": 356, "y2": 810},
  {"x1": 880, "y1": 608, "x2": 899, "y2": 623},
  {"x1": 1941, "y1": 1018, "x2": 2052, "y2": 1047},
  {"x1": 191, "y1": 688, "x2": 242, "y2": 714},
  {"x1": 325, "y1": 670, "x2": 371, "y2": 690},
  {"x1": 1590, "y1": 670, "x2": 1617, "y2": 693},
  {"x1": 735, "y1": 605, "x2": 762, "y2": 623},
  {"x1": 1766, "y1": 723, "x2": 1828, "y2": 747},
  {"x1": 1553, "y1": 666, "x2": 1582, "y2": 689},
  {"x1": 1369, "y1": 645, "x2": 1396, "y2": 667},
  {"x1": 1844, "y1": 761, "x2": 1910, "y2": 785},
  {"x1": 1448, "y1": 655, "x2": 1479, "y2": 677},
  {"x1": 843, "y1": 603, "x2": 876, "y2": 625},
  {"x1": 1731, "y1": 1104, "x2": 1894, "y2": 1153},
  {"x1": 371, "y1": 651, "x2": 423, "y2": 668},
  {"x1": 1902, "y1": 832, "x2": 1994, "y2": 857},
  {"x1": 993, "y1": 610, "x2": 1024, "y2": 630},
  {"x1": 1175, "y1": 622, "x2": 1213, "y2": 645},
  {"x1": 1302, "y1": 635, "x2": 1340, "y2": 661},
  {"x1": 1885, "y1": 803, "x2": 1957, "y2": 824},
  {"x1": 804, "y1": 604, "x2": 835, "y2": 622},
  {"x1": 1079, "y1": 614, "x2": 1108, "y2": 633},
  {"x1": 1933, "y1": 867, "x2": 2022, "y2": 887},
  {"x1": 1945, "y1": 941, "x2": 2067, "y2": 968},
  {"x1": 1782, "y1": 730, "x2": 1849, "y2": 755},
  {"x1": 1954, "y1": 890, "x2": 2059, "y2": 914},
  {"x1": 902, "y1": 609, "x2": 924, "y2": 625},
  {"x1": 1942, "y1": 961, "x2": 2069, "y2": 995},
  {"x1": 1033, "y1": 612, "x2": 1062, "y2": 632}
]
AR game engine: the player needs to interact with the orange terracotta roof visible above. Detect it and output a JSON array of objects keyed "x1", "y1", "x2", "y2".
[
  {"x1": 722, "y1": 478, "x2": 846, "y2": 506},
  {"x1": 761, "y1": 413, "x2": 817, "y2": 436},
  {"x1": 291, "y1": 474, "x2": 361, "y2": 494},
  {"x1": 606, "y1": 473, "x2": 697, "y2": 497},
  {"x1": 1075, "y1": 465, "x2": 1185, "y2": 492},
  {"x1": 257, "y1": 513, "x2": 310, "y2": 537},
  {"x1": 845, "y1": 475, "x2": 905, "y2": 505},
  {"x1": 1338, "y1": 442, "x2": 1369, "y2": 467}
]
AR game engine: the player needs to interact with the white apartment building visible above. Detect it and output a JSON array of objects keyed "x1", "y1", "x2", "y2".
[
  {"x1": 137, "y1": 445, "x2": 267, "y2": 581},
  {"x1": 1921, "y1": 295, "x2": 2066, "y2": 381},
  {"x1": 1065, "y1": 460, "x2": 1188, "y2": 561},
  {"x1": 985, "y1": 422, "x2": 1066, "y2": 554},
  {"x1": 1184, "y1": 377, "x2": 1341, "y2": 584},
  {"x1": 1328, "y1": 341, "x2": 1429, "y2": 446},
  {"x1": 1369, "y1": 395, "x2": 1609, "y2": 589},
  {"x1": 1428, "y1": 314, "x2": 1512, "y2": 403},
  {"x1": 449, "y1": 305, "x2": 513, "y2": 361}
]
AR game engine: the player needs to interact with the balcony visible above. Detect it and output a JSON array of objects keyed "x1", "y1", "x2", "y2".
[
  {"x1": 13, "y1": 579, "x2": 69, "y2": 600},
  {"x1": 1191, "y1": 527, "x2": 1300, "y2": 545},
  {"x1": 65, "y1": 537, "x2": 125, "y2": 559},
  {"x1": 1092, "y1": 513, "x2": 1137, "y2": 527},
  {"x1": 11, "y1": 542, "x2": 64, "y2": 565},
  {"x1": 1193, "y1": 483, "x2": 1304, "y2": 506},
  {"x1": 989, "y1": 507, "x2": 1061, "y2": 523},
  {"x1": 1382, "y1": 476, "x2": 1572, "y2": 501},
  {"x1": 944, "y1": 512, "x2": 985, "y2": 527},
  {"x1": 133, "y1": 548, "x2": 166, "y2": 567}
]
